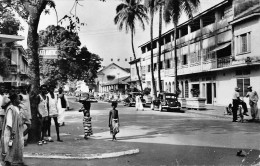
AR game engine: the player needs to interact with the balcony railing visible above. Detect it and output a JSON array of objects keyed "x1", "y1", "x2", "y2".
[{"x1": 217, "y1": 56, "x2": 232, "y2": 68}]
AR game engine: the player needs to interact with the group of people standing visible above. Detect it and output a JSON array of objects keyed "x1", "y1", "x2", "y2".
[
  {"x1": 0, "y1": 85, "x2": 69, "y2": 166},
  {"x1": 232, "y1": 86, "x2": 259, "y2": 122}
]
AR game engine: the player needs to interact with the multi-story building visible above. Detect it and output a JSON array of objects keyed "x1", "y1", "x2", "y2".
[
  {"x1": 0, "y1": 34, "x2": 29, "y2": 88},
  {"x1": 130, "y1": 0, "x2": 260, "y2": 106}
]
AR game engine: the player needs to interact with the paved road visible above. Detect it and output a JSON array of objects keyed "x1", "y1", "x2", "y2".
[{"x1": 25, "y1": 97, "x2": 260, "y2": 166}]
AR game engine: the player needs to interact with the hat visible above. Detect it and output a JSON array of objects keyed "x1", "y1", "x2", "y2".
[
  {"x1": 235, "y1": 87, "x2": 240, "y2": 91},
  {"x1": 247, "y1": 86, "x2": 252, "y2": 89}
]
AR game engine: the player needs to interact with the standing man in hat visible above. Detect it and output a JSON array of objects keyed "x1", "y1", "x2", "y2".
[
  {"x1": 246, "y1": 86, "x2": 259, "y2": 121},
  {"x1": 232, "y1": 87, "x2": 240, "y2": 122}
]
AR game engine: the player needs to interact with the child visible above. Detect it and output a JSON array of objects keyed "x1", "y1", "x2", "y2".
[
  {"x1": 79, "y1": 93, "x2": 93, "y2": 140},
  {"x1": 109, "y1": 101, "x2": 120, "y2": 141}
]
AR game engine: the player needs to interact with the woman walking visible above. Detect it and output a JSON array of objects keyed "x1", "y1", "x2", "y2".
[
  {"x1": 109, "y1": 102, "x2": 120, "y2": 141},
  {"x1": 1, "y1": 93, "x2": 27, "y2": 166},
  {"x1": 79, "y1": 93, "x2": 93, "y2": 140}
]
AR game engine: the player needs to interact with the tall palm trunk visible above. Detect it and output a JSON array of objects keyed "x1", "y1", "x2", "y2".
[
  {"x1": 150, "y1": 10, "x2": 157, "y2": 99},
  {"x1": 173, "y1": 23, "x2": 178, "y2": 94},
  {"x1": 131, "y1": 29, "x2": 143, "y2": 91},
  {"x1": 27, "y1": 13, "x2": 41, "y2": 143},
  {"x1": 157, "y1": 4, "x2": 162, "y2": 92}
]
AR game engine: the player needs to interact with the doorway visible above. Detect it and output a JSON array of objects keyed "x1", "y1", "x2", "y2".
[{"x1": 206, "y1": 83, "x2": 212, "y2": 104}]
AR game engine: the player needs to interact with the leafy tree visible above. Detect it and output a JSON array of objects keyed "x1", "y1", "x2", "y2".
[
  {"x1": 39, "y1": 25, "x2": 101, "y2": 89},
  {"x1": 114, "y1": 0, "x2": 148, "y2": 92},
  {"x1": 164, "y1": 0, "x2": 200, "y2": 94}
]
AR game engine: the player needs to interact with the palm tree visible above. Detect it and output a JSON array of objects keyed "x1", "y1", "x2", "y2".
[
  {"x1": 145, "y1": 0, "x2": 160, "y2": 99},
  {"x1": 157, "y1": 0, "x2": 164, "y2": 93},
  {"x1": 114, "y1": 0, "x2": 149, "y2": 92},
  {"x1": 164, "y1": 0, "x2": 200, "y2": 94}
]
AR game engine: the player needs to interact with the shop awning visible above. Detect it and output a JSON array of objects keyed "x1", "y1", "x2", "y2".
[
  {"x1": 0, "y1": 34, "x2": 24, "y2": 44},
  {"x1": 212, "y1": 42, "x2": 231, "y2": 52}
]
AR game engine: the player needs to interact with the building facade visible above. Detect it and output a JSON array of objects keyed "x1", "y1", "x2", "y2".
[
  {"x1": 96, "y1": 63, "x2": 130, "y2": 94},
  {"x1": 131, "y1": 0, "x2": 260, "y2": 106},
  {"x1": 0, "y1": 34, "x2": 29, "y2": 88}
]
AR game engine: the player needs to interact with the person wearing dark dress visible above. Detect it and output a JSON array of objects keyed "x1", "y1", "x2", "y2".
[{"x1": 79, "y1": 93, "x2": 93, "y2": 140}]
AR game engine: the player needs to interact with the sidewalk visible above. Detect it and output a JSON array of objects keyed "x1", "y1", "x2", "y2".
[
  {"x1": 183, "y1": 105, "x2": 254, "y2": 121},
  {"x1": 24, "y1": 136, "x2": 139, "y2": 160}
]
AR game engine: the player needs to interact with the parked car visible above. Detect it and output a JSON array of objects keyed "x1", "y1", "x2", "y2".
[
  {"x1": 152, "y1": 92, "x2": 181, "y2": 112},
  {"x1": 143, "y1": 95, "x2": 153, "y2": 107},
  {"x1": 124, "y1": 92, "x2": 145, "y2": 107}
]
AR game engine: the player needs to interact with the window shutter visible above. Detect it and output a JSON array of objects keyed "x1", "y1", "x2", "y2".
[{"x1": 248, "y1": 32, "x2": 251, "y2": 52}]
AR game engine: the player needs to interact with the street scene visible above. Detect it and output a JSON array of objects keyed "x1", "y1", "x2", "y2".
[
  {"x1": 24, "y1": 98, "x2": 260, "y2": 166},
  {"x1": 1, "y1": 0, "x2": 260, "y2": 165}
]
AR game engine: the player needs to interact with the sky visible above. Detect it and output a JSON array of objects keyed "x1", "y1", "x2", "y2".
[{"x1": 17, "y1": 0, "x2": 224, "y2": 67}]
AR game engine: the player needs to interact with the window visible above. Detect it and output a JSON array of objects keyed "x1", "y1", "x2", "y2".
[
  {"x1": 130, "y1": 57, "x2": 132, "y2": 61},
  {"x1": 165, "y1": 35, "x2": 171, "y2": 44},
  {"x1": 125, "y1": 58, "x2": 127, "y2": 61},
  {"x1": 111, "y1": 58, "x2": 113, "y2": 61},
  {"x1": 165, "y1": 59, "x2": 171, "y2": 69},
  {"x1": 141, "y1": 47, "x2": 146, "y2": 54},
  {"x1": 185, "y1": 81, "x2": 189, "y2": 98},
  {"x1": 237, "y1": 32, "x2": 251, "y2": 54},
  {"x1": 148, "y1": 65, "x2": 151, "y2": 72},
  {"x1": 182, "y1": 54, "x2": 187, "y2": 65},
  {"x1": 237, "y1": 78, "x2": 250, "y2": 97},
  {"x1": 117, "y1": 58, "x2": 120, "y2": 62},
  {"x1": 154, "y1": 63, "x2": 157, "y2": 71}
]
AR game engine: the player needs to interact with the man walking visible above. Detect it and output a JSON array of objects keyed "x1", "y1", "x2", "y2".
[{"x1": 246, "y1": 86, "x2": 259, "y2": 121}]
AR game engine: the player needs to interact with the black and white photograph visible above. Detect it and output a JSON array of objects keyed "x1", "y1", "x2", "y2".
[{"x1": 0, "y1": 0, "x2": 260, "y2": 165}]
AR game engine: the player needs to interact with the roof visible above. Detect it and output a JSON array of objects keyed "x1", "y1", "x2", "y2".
[
  {"x1": 139, "y1": 0, "x2": 230, "y2": 48},
  {"x1": 129, "y1": 58, "x2": 141, "y2": 65},
  {"x1": 103, "y1": 76, "x2": 130, "y2": 86},
  {"x1": 97, "y1": 63, "x2": 130, "y2": 75},
  {"x1": 0, "y1": 34, "x2": 24, "y2": 44},
  {"x1": 231, "y1": 6, "x2": 260, "y2": 24}
]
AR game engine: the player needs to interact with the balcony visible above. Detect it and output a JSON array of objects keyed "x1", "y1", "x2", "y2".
[{"x1": 217, "y1": 56, "x2": 232, "y2": 68}]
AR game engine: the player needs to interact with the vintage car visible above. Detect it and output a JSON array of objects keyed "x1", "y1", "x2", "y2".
[
  {"x1": 143, "y1": 95, "x2": 153, "y2": 107},
  {"x1": 124, "y1": 92, "x2": 145, "y2": 107},
  {"x1": 152, "y1": 92, "x2": 181, "y2": 112}
]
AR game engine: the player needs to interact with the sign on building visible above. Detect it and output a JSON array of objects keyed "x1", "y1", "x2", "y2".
[{"x1": 39, "y1": 47, "x2": 59, "y2": 59}]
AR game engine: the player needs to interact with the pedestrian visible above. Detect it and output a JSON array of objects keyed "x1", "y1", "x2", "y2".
[
  {"x1": 47, "y1": 86, "x2": 63, "y2": 142},
  {"x1": 57, "y1": 87, "x2": 69, "y2": 127},
  {"x1": 1, "y1": 93, "x2": 27, "y2": 166},
  {"x1": 135, "y1": 94, "x2": 144, "y2": 111},
  {"x1": 246, "y1": 86, "x2": 259, "y2": 121},
  {"x1": 79, "y1": 93, "x2": 93, "y2": 140},
  {"x1": 0, "y1": 85, "x2": 6, "y2": 138},
  {"x1": 232, "y1": 87, "x2": 249, "y2": 122},
  {"x1": 36, "y1": 85, "x2": 49, "y2": 145},
  {"x1": 19, "y1": 86, "x2": 32, "y2": 146},
  {"x1": 109, "y1": 101, "x2": 120, "y2": 141}
]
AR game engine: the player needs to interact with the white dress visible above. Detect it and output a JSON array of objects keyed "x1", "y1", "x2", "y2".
[
  {"x1": 47, "y1": 93, "x2": 58, "y2": 118},
  {"x1": 57, "y1": 94, "x2": 69, "y2": 124}
]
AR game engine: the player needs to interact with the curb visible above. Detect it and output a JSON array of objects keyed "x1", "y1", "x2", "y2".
[
  {"x1": 24, "y1": 148, "x2": 140, "y2": 160},
  {"x1": 186, "y1": 110, "x2": 232, "y2": 120}
]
